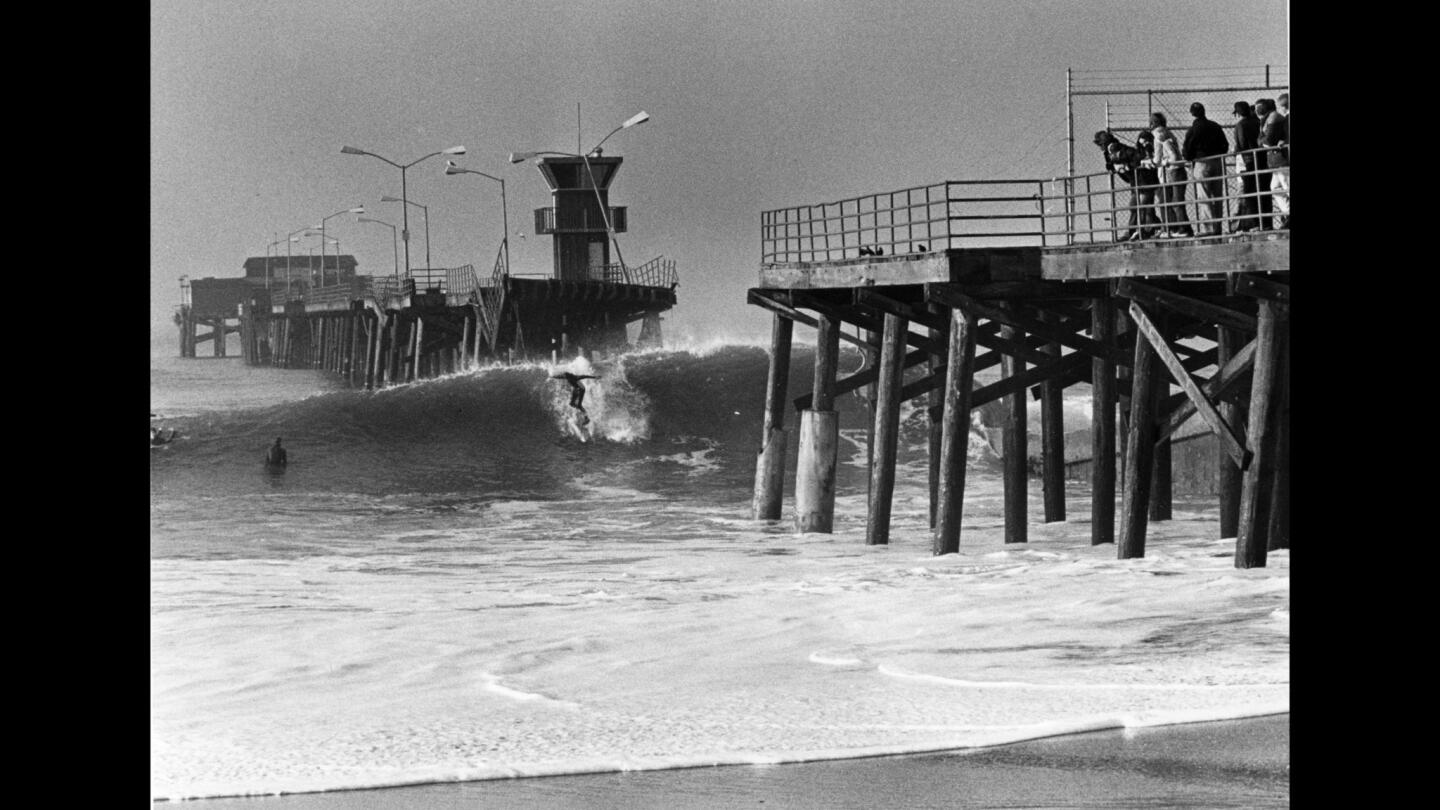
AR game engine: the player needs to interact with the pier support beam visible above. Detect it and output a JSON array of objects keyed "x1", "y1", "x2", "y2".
[
  {"x1": 1217, "y1": 325, "x2": 1246, "y2": 538},
  {"x1": 927, "y1": 321, "x2": 947, "y2": 528},
  {"x1": 795, "y1": 314, "x2": 840, "y2": 533},
  {"x1": 753, "y1": 314, "x2": 793, "y2": 520},
  {"x1": 1001, "y1": 307, "x2": 1027, "y2": 544},
  {"x1": 1040, "y1": 314, "x2": 1066, "y2": 523},
  {"x1": 1118, "y1": 306, "x2": 1160, "y2": 560},
  {"x1": 866, "y1": 313, "x2": 907, "y2": 545},
  {"x1": 934, "y1": 307, "x2": 978, "y2": 555},
  {"x1": 1090, "y1": 297, "x2": 1117, "y2": 545},
  {"x1": 1237, "y1": 299, "x2": 1286, "y2": 567}
]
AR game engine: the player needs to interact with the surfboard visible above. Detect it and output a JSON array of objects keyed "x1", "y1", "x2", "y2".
[{"x1": 567, "y1": 412, "x2": 592, "y2": 442}]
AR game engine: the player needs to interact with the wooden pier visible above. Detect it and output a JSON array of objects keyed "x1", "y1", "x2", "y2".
[
  {"x1": 749, "y1": 160, "x2": 1289, "y2": 569},
  {"x1": 180, "y1": 153, "x2": 677, "y2": 380}
]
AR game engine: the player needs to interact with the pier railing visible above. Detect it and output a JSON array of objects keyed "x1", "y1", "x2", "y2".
[
  {"x1": 1039, "y1": 146, "x2": 1288, "y2": 246},
  {"x1": 581, "y1": 256, "x2": 678, "y2": 287},
  {"x1": 761, "y1": 180, "x2": 1048, "y2": 264}
]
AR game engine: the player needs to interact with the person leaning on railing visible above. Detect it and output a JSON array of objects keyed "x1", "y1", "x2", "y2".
[
  {"x1": 1093, "y1": 130, "x2": 1142, "y2": 242},
  {"x1": 1182, "y1": 102, "x2": 1230, "y2": 236}
]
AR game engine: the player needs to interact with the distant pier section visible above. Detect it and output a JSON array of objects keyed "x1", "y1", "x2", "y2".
[{"x1": 176, "y1": 153, "x2": 677, "y2": 382}]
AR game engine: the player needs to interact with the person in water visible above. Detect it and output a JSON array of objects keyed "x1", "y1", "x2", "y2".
[
  {"x1": 552, "y1": 372, "x2": 599, "y2": 420},
  {"x1": 265, "y1": 437, "x2": 288, "y2": 466}
]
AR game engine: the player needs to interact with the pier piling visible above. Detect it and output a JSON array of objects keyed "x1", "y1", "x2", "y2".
[
  {"x1": 795, "y1": 314, "x2": 840, "y2": 533},
  {"x1": 753, "y1": 314, "x2": 793, "y2": 520},
  {"x1": 933, "y1": 307, "x2": 978, "y2": 555},
  {"x1": 866, "y1": 313, "x2": 907, "y2": 545}
]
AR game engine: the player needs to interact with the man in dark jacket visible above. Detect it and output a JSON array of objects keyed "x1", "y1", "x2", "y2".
[
  {"x1": 1182, "y1": 102, "x2": 1230, "y2": 236},
  {"x1": 1094, "y1": 130, "x2": 1141, "y2": 242},
  {"x1": 1230, "y1": 101, "x2": 1262, "y2": 232}
]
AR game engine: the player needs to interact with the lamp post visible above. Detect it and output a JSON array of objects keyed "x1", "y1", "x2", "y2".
[
  {"x1": 339, "y1": 144, "x2": 465, "y2": 278},
  {"x1": 318, "y1": 206, "x2": 364, "y2": 287},
  {"x1": 509, "y1": 111, "x2": 649, "y2": 274},
  {"x1": 284, "y1": 226, "x2": 311, "y2": 298},
  {"x1": 357, "y1": 216, "x2": 400, "y2": 280},
  {"x1": 303, "y1": 232, "x2": 339, "y2": 288},
  {"x1": 265, "y1": 236, "x2": 296, "y2": 293},
  {"x1": 443, "y1": 160, "x2": 510, "y2": 274},
  {"x1": 379, "y1": 195, "x2": 430, "y2": 272}
]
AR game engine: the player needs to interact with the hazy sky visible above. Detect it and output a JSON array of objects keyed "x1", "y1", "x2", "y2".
[{"x1": 151, "y1": 0, "x2": 1288, "y2": 343}]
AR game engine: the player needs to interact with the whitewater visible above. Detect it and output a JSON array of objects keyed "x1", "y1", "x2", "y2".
[{"x1": 149, "y1": 341, "x2": 1289, "y2": 801}]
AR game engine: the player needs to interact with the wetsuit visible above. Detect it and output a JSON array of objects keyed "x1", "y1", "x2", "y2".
[
  {"x1": 266, "y1": 441, "x2": 287, "y2": 466},
  {"x1": 555, "y1": 373, "x2": 598, "y2": 412}
]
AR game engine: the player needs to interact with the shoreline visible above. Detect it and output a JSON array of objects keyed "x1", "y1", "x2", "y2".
[{"x1": 161, "y1": 712, "x2": 1288, "y2": 807}]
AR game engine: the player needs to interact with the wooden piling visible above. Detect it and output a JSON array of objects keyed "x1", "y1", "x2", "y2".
[
  {"x1": 866, "y1": 313, "x2": 907, "y2": 545},
  {"x1": 1217, "y1": 326, "x2": 1245, "y2": 538},
  {"x1": 1236, "y1": 298, "x2": 1285, "y2": 568},
  {"x1": 1090, "y1": 297, "x2": 1117, "y2": 545},
  {"x1": 1001, "y1": 308, "x2": 1027, "y2": 544},
  {"x1": 934, "y1": 307, "x2": 978, "y2": 555},
  {"x1": 795, "y1": 314, "x2": 840, "y2": 533},
  {"x1": 752, "y1": 314, "x2": 792, "y2": 520},
  {"x1": 403, "y1": 319, "x2": 416, "y2": 381},
  {"x1": 1040, "y1": 313, "x2": 1065, "y2": 523},
  {"x1": 1118, "y1": 303, "x2": 1160, "y2": 559},
  {"x1": 927, "y1": 321, "x2": 947, "y2": 528}
]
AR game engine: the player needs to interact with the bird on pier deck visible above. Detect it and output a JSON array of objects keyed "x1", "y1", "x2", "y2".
[
  {"x1": 858, "y1": 246, "x2": 875, "y2": 257},
  {"x1": 915, "y1": 243, "x2": 928, "y2": 253}
]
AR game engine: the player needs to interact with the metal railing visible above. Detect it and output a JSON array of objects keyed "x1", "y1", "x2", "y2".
[
  {"x1": 1040, "y1": 145, "x2": 1289, "y2": 246},
  {"x1": 533, "y1": 205, "x2": 628, "y2": 234},
  {"x1": 761, "y1": 180, "x2": 1048, "y2": 264}
]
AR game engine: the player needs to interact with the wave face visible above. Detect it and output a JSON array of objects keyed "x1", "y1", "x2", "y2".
[
  {"x1": 149, "y1": 346, "x2": 1001, "y2": 513},
  {"x1": 150, "y1": 344, "x2": 1289, "y2": 800}
]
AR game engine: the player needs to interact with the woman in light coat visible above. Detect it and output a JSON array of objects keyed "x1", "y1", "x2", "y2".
[{"x1": 1151, "y1": 113, "x2": 1194, "y2": 237}]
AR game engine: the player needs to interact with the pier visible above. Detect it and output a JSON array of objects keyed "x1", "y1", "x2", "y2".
[
  {"x1": 748, "y1": 144, "x2": 1289, "y2": 569},
  {"x1": 176, "y1": 153, "x2": 677, "y2": 380}
]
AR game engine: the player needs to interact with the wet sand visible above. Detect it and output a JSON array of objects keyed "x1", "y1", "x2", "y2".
[{"x1": 170, "y1": 713, "x2": 1288, "y2": 808}]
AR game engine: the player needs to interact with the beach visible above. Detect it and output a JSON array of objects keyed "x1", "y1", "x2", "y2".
[{"x1": 176, "y1": 713, "x2": 1288, "y2": 808}]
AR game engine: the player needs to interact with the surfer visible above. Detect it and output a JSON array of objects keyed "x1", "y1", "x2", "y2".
[
  {"x1": 265, "y1": 437, "x2": 288, "y2": 466},
  {"x1": 551, "y1": 372, "x2": 599, "y2": 418}
]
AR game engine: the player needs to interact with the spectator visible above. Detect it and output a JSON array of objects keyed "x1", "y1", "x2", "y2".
[
  {"x1": 1151, "y1": 113, "x2": 1193, "y2": 237},
  {"x1": 1182, "y1": 102, "x2": 1230, "y2": 236},
  {"x1": 1093, "y1": 130, "x2": 1142, "y2": 242},
  {"x1": 1133, "y1": 130, "x2": 1162, "y2": 240},
  {"x1": 1259, "y1": 98, "x2": 1289, "y2": 229},
  {"x1": 1230, "y1": 101, "x2": 1262, "y2": 232},
  {"x1": 1253, "y1": 98, "x2": 1274, "y2": 229}
]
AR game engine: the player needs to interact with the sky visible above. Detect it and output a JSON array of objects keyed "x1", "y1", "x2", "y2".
[{"x1": 151, "y1": 0, "x2": 1288, "y2": 344}]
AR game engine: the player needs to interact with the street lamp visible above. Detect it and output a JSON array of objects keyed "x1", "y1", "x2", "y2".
[
  {"x1": 318, "y1": 206, "x2": 365, "y2": 287},
  {"x1": 379, "y1": 195, "x2": 430, "y2": 272},
  {"x1": 443, "y1": 160, "x2": 510, "y2": 274},
  {"x1": 339, "y1": 144, "x2": 465, "y2": 278},
  {"x1": 509, "y1": 111, "x2": 649, "y2": 274},
  {"x1": 302, "y1": 232, "x2": 340, "y2": 288},
  {"x1": 284, "y1": 226, "x2": 311, "y2": 298},
  {"x1": 265, "y1": 236, "x2": 297, "y2": 292},
  {"x1": 357, "y1": 216, "x2": 400, "y2": 280}
]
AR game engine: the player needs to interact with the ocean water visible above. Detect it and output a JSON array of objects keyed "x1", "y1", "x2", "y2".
[{"x1": 149, "y1": 340, "x2": 1289, "y2": 801}]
